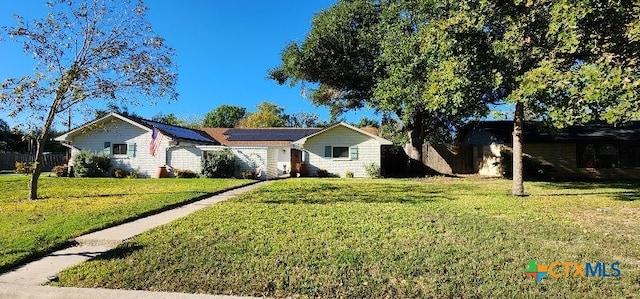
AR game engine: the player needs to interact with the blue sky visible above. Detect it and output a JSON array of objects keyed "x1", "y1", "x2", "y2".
[{"x1": 0, "y1": 0, "x2": 380, "y2": 130}]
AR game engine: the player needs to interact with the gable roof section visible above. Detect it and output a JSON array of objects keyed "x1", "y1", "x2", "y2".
[
  {"x1": 202, "y1": 127, "x2": 322, "y2": 146},
  {"x1": 56, "y1": 113, "x2": 218, "y2": 144},
  {"x1": 294, "y1": 122, "x2": 393, "y2": 145}
]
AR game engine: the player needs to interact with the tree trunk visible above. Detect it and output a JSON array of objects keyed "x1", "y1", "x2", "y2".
[
  {"x1": 28, "y1": 70, "x2": 72, "y2": 199},
  {"x1": 511, "y1": 101, "x2": 525, "y2": 196},
  {"x1": 404, "y1": 112, "x2": 426, "y2": 175}
]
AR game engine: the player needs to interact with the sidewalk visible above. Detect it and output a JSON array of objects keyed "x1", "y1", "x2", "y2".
[{"x1": 0, "y1": 180, "x2": 272, "y2": 298}]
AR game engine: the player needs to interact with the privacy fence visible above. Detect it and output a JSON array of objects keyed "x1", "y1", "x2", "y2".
[{"x1": 0, "y1": 153, "x2": 66, "y2": 171}]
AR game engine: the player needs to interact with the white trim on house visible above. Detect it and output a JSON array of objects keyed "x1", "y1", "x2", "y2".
[
  {"x1": 55, "y1": 113, "x2": 151, "y2": 142},
  {"x1": 294, "y1": 122, "x2": 392, "y2": 147}
]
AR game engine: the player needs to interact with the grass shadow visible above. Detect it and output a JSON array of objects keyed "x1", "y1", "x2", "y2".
[
  {"x1": 534, "y1": 180, "x2": 640, "y2": 201},
  {"x1": 91, "y1": 243, "x2": 145, "y2": 261}
]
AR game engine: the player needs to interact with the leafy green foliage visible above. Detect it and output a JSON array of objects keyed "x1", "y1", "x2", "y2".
[
  {"x1": 151, "y1": 113, "x2": 184, "y2": 126},
  {"x1": 175, "y1": 169, "x2": 198, "y2": 178},
  {"x1": 363, "y1": 162, "x2": 380, "y2": 178},
  {"x1": 0, "y1": 176, "x2": 253, "y2": 271},
  {"x1": 14, "y1": 161, "x2": 35, "y2": 174},
  {"x1": 201, "y1": 148, "x2": 236, "y2": 178},
  {"x1": 202, "y1": 105, "x2": 247, "y2": 128},
  {"x1": 111, "y1": 167, "x2": 128, "y2": 179},
  {"x1": 0, "y1": 0, "x2": 178, "y2": 199},
  {"x1": 56, "y1": 178, "x2": 640, "y2": 297},
  {"x1": 237, "y1": 102, "x2": 288, "y2": 128},
  {"x1": 72, "y1": 151, "x2": 111, "y2": 178}
]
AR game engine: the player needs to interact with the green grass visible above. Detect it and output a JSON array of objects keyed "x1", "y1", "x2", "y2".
[
  {"x1": 0, "y1": 175, "x2": 253, "y2": 272},
  {"x1": 56, "y1": 178, "x2": 639, "y2": 298}
]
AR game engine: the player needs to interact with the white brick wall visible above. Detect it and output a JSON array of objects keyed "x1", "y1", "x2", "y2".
[{"x1": 303, "y1": 125, "x2": 383, "y2": 177}]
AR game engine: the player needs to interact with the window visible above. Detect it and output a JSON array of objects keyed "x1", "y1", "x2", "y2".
[
  {"x1": 324, "y1": 146, "x2": 358, "y2": 160},
  {"x1": 112, "y1": 143, "x2": 128, "y2": 155},
  {"x1": 575, "y1": 142, "x2": 640, "y2": 168},
  {"x1": 332, "y1": 147, "x2": 349, "y2": 158}
]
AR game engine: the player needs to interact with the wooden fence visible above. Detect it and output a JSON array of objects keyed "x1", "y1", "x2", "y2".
[
  {"x1": 422, "y1": 144, "x2": 474, "y2": 174},
  {"x1": 0, "y1": 153, "x2": 66, "y2": 171}
]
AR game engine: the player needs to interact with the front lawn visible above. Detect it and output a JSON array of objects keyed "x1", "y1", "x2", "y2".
[
  {"x1": 56, "y1": 178, "x2": 639, "y2": 298},
  {"x1": 0, "y1": 176, "x2": 253, "y2": 272}
]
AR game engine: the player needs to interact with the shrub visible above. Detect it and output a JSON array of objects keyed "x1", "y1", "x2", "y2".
[
  {"x1": 241, "y1": 170, "x2": 258, "y2": 179},
  {"x1": 112, "y1": 168, "x2": 128, "y2": 178},
  {"x1": 317, "y1": 169, "x2": 329, "y2": 177},
  {"x1": 73, "y1": 150, "x2": 111, "y2": 177},
  {"x1": 52, "y1": 165, "x2": 68, "y2": 177},
  {"x1": 176, "y1": 169, "x2": 198, "y2": 178},
  {"x1": 15, "y1": 162, "x2": 35, "y2": 174},
  {"x1": 364, "y1": 162, "x2": 381, "y2": 178},
  {"x1": 201, "y1": 148, "x2": 236, "y2": 178},
  {"x1": 345, "y1": 170, "x2": 354, "y2": 178},
  {"x1": 127, "y1": 169, "x2": 141, "y2": 179}
]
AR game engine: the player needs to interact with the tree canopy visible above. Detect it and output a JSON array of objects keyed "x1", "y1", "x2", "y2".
[
  {"x1": 272, "y1": 0, "x2": 640, "y2": 193},
  {"x1": 202, "y1": 105, "x2": 247, "y2": 128},
  {"x1": 0, "y1": 0, "x2": 178, "y2": 199},
  {"x1": 237, "y1": 102, "x2": 288, "y2": 128}
]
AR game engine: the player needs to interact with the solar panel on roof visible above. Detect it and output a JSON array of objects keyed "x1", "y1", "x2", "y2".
[
  {"x1": 225, "y1": 128, "x2": 321, "y2": 141},
  {"x1": 145, "y1": 120, "x2": 214, "y2": 143}
]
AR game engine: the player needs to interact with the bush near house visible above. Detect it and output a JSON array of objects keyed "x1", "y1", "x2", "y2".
[
  {"x1": 15, "y1": 162, "x2": 35, "y2": 174},
  {"x1": 111, "y1": 168, "x2": 128, "y2": 178},
  {"x1": 317, "y1": 168, "x2": 329, "y2": 177},
  {"x1": 52, "y1": 165, "x2": 69, "y2": 177},
  {"x1": 73, "y1": 151, "x2": 111, "y2": 177},
  {"x1": 364, "y1": 162, "x2": 381, "y2": 178},
  {"x1": 201, "y1": 148, "x2": 236, "y2": 178},
  {"x1": 175, "y1": 169, "x2": 198, "y2": 178}
]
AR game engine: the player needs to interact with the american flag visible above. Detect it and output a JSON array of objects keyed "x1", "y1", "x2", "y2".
[{"x1": 149, "y1": 127, "x2": 163, "y2": 157}]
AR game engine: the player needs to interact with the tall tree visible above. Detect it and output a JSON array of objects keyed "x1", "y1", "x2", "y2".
[
  {"x1": 474, "y1": 1, "x2": 640, "y2": 195},
  {"x1": 237, "y1": 102, "x2": 287, "y2": 128},
  {"x1": 152, "y1": 113, "x2": 183, "y2": 126},
  {"x1": 270, "y1": 0, "x2": 500, "y2": 173},
  {"x1": 285, "y1": 111, "x2": 322, "y2": 128},
  {"x1": 0, "y1": 0, "x2": 178, "y2": 199},
  {"x1": 202, "y1": 104, "x2": 246, "y2": 128},
  {"x1": 353, "y1": 116, "x2": 379, "y2": 128}
]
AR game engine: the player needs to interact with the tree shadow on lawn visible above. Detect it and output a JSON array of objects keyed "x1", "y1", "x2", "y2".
[
  {"x1": 90, "y1": 243, "x2": 145, "y2": 261},
  {"x1": 533, "y1": 180, "x2": 640, "y2": 201},
  {"x1": 260, "y1": 185, "x2": 451, "y2": 204}
]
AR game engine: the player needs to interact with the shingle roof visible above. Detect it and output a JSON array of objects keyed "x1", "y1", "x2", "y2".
[{"x1": 201, "y1": 127, "x2": 322, "y2": 146}]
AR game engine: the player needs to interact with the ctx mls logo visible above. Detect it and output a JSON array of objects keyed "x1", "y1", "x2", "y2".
[{"x1": 524, "y1": 259, "x2": 621, "y2": 283}]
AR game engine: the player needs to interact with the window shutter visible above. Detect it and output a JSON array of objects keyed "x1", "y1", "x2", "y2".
[
  {"x1": 103, "y1": 142, "x2": 111, "y2": 156},
  {"x1": 127, "y1": 143, "x2": 136, "y2": 157},
  {"x1": 324, "y1": 146, "x2": 332, "y2": 158},
  {"x1": 350, "y1": 146, "x2": 359, "y2": 160}
]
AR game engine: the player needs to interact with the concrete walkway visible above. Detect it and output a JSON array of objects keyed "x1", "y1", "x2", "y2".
[{"x1": 0, "y1": 180, "x2": 272, "y2": 298}]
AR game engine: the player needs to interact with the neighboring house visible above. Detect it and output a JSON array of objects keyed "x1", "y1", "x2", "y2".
[
  {"x1": 458, "y1": 121, "x2": 640, "y2": 179},
  {"x1": 56, "y1": 113, "x2": 392, "y2": 179}
]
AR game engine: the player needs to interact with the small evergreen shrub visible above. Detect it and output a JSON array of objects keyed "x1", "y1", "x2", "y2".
[
  {"x1": 364, "y1": 162, "x2": 381, "y2": 178},
  {"x1": 112, "y1": 167, "x2": 128, "y2": 178},
  {"x1": 127, "y1": 169, "x2": 141, "y2": 179},
  {"x1": 241, "y1": 170, "x2": 258, "y2": 179},
  {"x1": 317, "y1": 169, "x2": 329, "y2": 177},
  {"x1": 73, "y1": 150, "x2": 111, "y2": 177},
  {"x1": 15, "y1": 162, "x2": 35, "y2": 174},
  {"x1": 52, "y1": 165, "x2": 69, "y2": 177},
  {"x1": 201, "y1": 148, "x2": 236, "y2": 178},
  {"x1": 176, "y1": 169, "x2": 198, "y2": 178}
]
